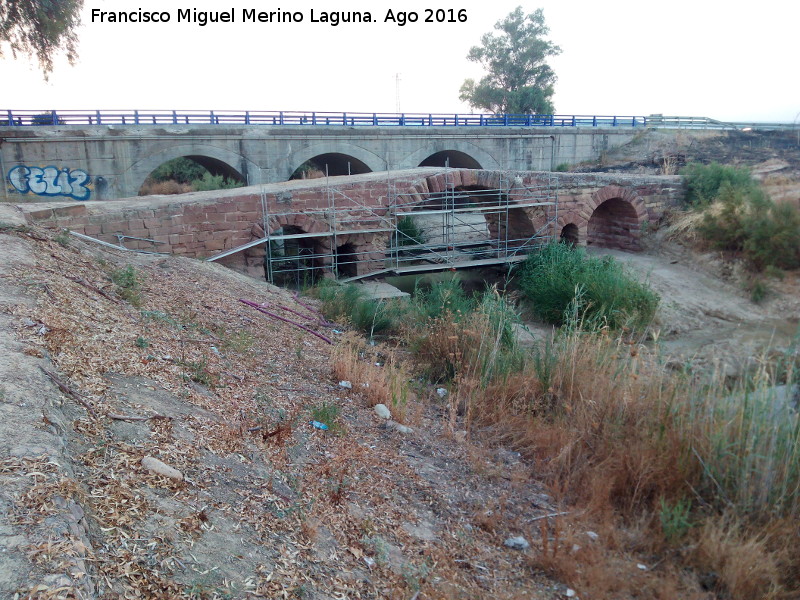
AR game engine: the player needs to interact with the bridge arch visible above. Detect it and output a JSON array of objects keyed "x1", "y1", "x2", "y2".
[
  {"x1": 398, "y1": 142, "x2": 501, "y2": 171},
  {"x1": 419, "y1": 150, "x2": 482, "y2": 169},
  {"x1": 586, "y1": 185, "x2": 648, "y2": 250},
  {"x1": 125, "y1": 144, "x2": 260, "y2": 198},
  {"x1": 284, "y1": 143, "x2": 386, "y2": 181}
]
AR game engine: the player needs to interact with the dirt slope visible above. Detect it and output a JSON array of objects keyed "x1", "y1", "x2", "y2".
[
  {"x1": 0, "y1": 205, "x2": 572, "y2": 600},
  {"x1": 591, "y1": 242, "x2": 800, "y2": 374}
]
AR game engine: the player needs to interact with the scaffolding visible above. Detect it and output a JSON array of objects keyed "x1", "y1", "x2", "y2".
[{"x1": 209, "y1": 170, "x2": 559, "y2": 286}]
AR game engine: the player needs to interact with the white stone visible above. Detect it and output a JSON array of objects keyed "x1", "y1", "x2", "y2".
[
  {"x1": 141, "y1": 456, "x2": 183, "y2": 481},
  {"x1": 436, "y1": 387, "x2": 448, "y2": 398},
  {"x1": 586, "y1": 531, "x2": 599, "y2": 541},
  {"x1": 338, "y1": 380, "x2": 353, "y2": 389},
  {"x1": 388, "y1": 420, "x2": 413, "y2": 434},
  {"x1": 503, "y1": 536, "x2": 529, "y2": 551},
  {"x1": 373, "y1": 404, "x2": 391, "y2": 419}
]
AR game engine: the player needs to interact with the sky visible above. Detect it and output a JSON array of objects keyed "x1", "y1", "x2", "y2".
[{"x1": 1, "y1": 0, "x2": 798, "y2": 123}]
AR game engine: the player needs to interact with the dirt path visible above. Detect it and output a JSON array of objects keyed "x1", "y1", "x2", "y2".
[{"x1": 590, "y1": 244, "x2": 800, "y2": 374}]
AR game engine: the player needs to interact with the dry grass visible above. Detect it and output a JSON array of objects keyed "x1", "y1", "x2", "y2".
[
  {"x1": 691, "y1": 516, "x2": 787, "y2": 600},
  {"x1": 430, "y1": 314, "x2": 800, "y2": 598},
  {"x1": 331, "y1": 332, "x2": 416, "y2": 422},
  {"x1": 660, "y1": 154, "x2": 679, "y2": 175},
  {"x1": 138, "y1": 178, "x2": 193, "y2": 196},
  {"x1": 663, "y1": 205, "x2": 716, "y2": 242}
]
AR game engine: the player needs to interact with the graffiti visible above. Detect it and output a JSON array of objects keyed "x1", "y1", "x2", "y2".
[{"x1": 7, "y1": 165, "x2": 92, "y2": 200}]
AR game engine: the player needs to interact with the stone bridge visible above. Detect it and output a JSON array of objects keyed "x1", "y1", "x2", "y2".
[
  {"x1": 20, "y1": 168, "x2": 682, "y2": 281},
  {"x1": 1, "y1": 123, "x2": 644, "y2": 201}
]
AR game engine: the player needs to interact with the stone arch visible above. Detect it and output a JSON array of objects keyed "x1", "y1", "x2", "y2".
[
  {"x1": 556, "y1": 213, "x2": 589, "y2": 247},
  {"x1": 586, "y1": 185, "x2": 648, "y2": 250},
  {"x1": 398, "y1": 142, "x2": 501, "y2": 171},
  {"x1": 125, "y1": 144, "x2": 260, "y2": 198},
  {"x1": 418, "y1": 150, "x2": 482, "y2": 169},
  {"x1": 560, "y1": 223, "x2": 580, "y2": 246},
  {"x1": 263, "y1": 213, "x2": 332, "y2": 285},
  {"x1": 285, "y1": 143, "x2": 386, "y2": 181}
]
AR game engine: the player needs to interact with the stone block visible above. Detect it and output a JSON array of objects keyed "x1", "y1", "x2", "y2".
[
  {"x1": 53, "y1": 204, "x2": 87, "y2": 218},
  {"x1": 204, "y1": 239, "x2": 225, "y2": 252},
  {"x1": 101, "y1": 221, "x2": 127, "y2": 234}
]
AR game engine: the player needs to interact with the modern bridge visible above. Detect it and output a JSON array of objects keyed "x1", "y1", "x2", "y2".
[{"x1": 1, "y1": 109, "x2": 660, "y2": 202}]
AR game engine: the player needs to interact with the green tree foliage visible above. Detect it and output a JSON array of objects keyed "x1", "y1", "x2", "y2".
[
  {"x1": 698, "y1": 183, "x2": 800, "y2": 271},
  {"x1": 150, "y1": 158, "x2": 208, "y2": 184},
  {"x1": 681, "y1": 162, "x2": 756, "y2": 207},
  {"x1": 459, "y1": 7, "x2": 561, "y2": 115},
  {"x1": 0, "y1": 0, "x2": 83, "y2": 76}
]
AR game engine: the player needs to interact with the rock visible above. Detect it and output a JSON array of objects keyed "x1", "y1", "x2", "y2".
[
  {"x1": 373, "y1": 404, "x2": 391, "y2": 419},
  {"x1": 338, "y1": 380, "x2": 353, "y2": 389},
  {"x1": 402, "y1": 521, "x2": 437, "y2": 541},
  {"x1": 454, "y1": 430, "x2": 467, "y2": 443},
  {"x1": 436, "y1": 387, "x2": 448, "y2": 398},
  {"x1": 141, "y1": 456, "x2": 183, "y2": 481},
  {"x1": 503, "y1": 536, "x2": 529, "y2": 551},
  {"x1": 387, "y1": 420, "x2": 413, "y2": 434},
  {"x1": 585, "y1": 531, "x2": 599, "y2": 541},
  {"x1": 495, "y1": 448, "x2": 521, "y2": 465},
  {"x1": 566, "y1": 588, "x2": 577, "y2": 598}
]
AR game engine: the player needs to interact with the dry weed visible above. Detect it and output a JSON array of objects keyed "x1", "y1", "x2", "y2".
[
  {"x1": 331, "y1": 333, "x2": 416, "y2": 421},
  {"x1": 691, "y1": 516, "x2": 786, "y2": 600},
  {"x1": 138, "y1": 179, "x2": 192, "y2": 196}
]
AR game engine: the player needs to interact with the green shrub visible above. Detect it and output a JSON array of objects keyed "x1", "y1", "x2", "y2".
[
  {"x1": 519, "y1": 243, "x2": 659, "y2": 330},
  {"x1": 554, "y1": 162, "x2": 570, "y2": 172},
  {"x1": 110, "y1": 265, "x2": 143, "y2": 307},
  {"x1": 698, "y1": 183, "x2": 800, "y2": 271},
  {"x1": 312, "y1": 282, "x2": 401, "y2": 336},
  {"x1": 681, "y1": 162, "x2": 756, "y2": 207},
  {"x1": 411, "y1": 276, "x2": 475, "y2": 322},
  {"x1": 54, "y1": 229, "x2": 71, "y2": 247},
  {"x1": 392, "y1": 216, "x2": 425, "y2": 247},
  {"x1": 659, "y1": 497, "x2": 693, "y2": 544},
  {"x1": 191, "y1": 172, "x2": 244, "y2": 192}
]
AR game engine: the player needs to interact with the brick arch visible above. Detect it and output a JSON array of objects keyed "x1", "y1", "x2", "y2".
[
  {"x1": 557, "y1": 213, "x2": 589, "y2": 246},
  {"x1": 586, "y1": 185, "x2": 647, "y2": 250}
]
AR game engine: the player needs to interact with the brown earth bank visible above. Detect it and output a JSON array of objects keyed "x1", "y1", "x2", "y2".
[
  {"x1": 0, "y1": 204, "x2": 570, "y2": 599},
  {"x1": 574, "y1": 129, "x2": 800, "y2": 206},
  {"x1": 2, "y1": 195, "x2": 799, "y2": 599}
]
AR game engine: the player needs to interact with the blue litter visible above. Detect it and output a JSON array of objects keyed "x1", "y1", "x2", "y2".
[{"x1": 310, "y1": 420, "x2": 329, "y2": 430}]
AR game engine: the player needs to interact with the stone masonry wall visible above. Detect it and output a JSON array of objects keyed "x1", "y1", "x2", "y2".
[{"x1": 21, "y1": 169, "x2": 684, "y2": 279}]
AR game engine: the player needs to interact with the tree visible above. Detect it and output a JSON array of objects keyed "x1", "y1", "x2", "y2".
[
  {"x1": 0, "y1": 0, "x2": 83, "y2": 76},
  {"x1": 459, "y1": 7, "x2": 561, "y2": 115}
]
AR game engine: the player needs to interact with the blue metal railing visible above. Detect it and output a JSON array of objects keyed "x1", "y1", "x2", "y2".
[{"x1": 0, "y1": 109, "x2": 650, "y2": 128}]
